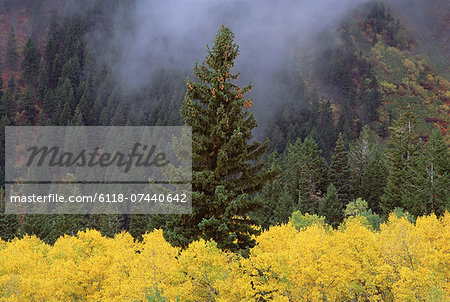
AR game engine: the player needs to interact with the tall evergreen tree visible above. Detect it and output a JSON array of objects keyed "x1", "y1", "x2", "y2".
[
  {"x1": 69, "y1": 104, "x2": 84, "y2": 126},
  {"x1": 250, "y1": 152, "x2": 287, "y2": 229},
  {"x1": 328, "y1": 133, "x2": 352, "y2": 206},
  {"x1": 49, "y1": 214, "x2": 86, "y2": 243},
  {"x1": 42, "y1": 35, "x2": 58, "y2": 90},
  {"x1": 99, "y1": 107, "x2": 110, "y2": 126},
  {"x1": 55, "y1": 77, "x2": 76, "y2": 111},
  {"x1": 21, "y1": 38, "x2": 41, "y2": 87},
  {"x1": 361, "y1": 151, "x2": 388, "y2": 214},
  {"x1": 58, "y1": 101, "x2": 72, "y2": 126},
  {"x1": 349, "y1": 126, "x2": 374, "y2": 198},
  {"x1": 98, "y1": 215, "x2": 123, "y2": 238},
  {"x1": 403, "y1": 129, "x2": 449, "y2": 217},
  {"x1": 381, "y1": 106, "x2": 420, "y2": 214},
  {"x1": 21, "y1": 88, "x2": 37, "y2": 125},
  {"x1": 37, "y1": 59, "x2": 49, "y2": 98},
  {"x1": 318, "y1": 183, "x2": 343, "y2": 228},
  {"x1": 163, "y1": 26, "x2": 276, "y2": 254},
  {"x1": 21, "y1": 214, "x2": 54, "y2": 243},
  {"x1": 0, "y1": 87, "x2": 15, "y2": 121},
  {"x1": 39, "y1": 90, "x2": 55, "y2": 125},
  {"x1": 50, "y1": 56, "x2": 62, "y2": 90},
  {"x1": 349, "y1": 125, "x2": 387, "y2": 213},
  {"x1": 61, "y1": 57, "x2": 81, "y2": 93},
  {"x1": 78, "y1": 80, "x2": 92, "y2": 124},
  {"x1": 285, "y1": 137, "x2": 328, "y2": 214},
  {"x1": 298, "y1": 136, "x2": 329, "y2": 207}
]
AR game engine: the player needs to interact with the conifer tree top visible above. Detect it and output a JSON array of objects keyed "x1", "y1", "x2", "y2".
[
  {"x1": 203, "y1": 25, "x2": 239, "y2": 76},
  {"x1": 184, "y1": 25, "x2": 253, "y2": 125}
]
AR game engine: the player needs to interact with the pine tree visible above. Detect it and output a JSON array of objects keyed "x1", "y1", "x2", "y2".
[
  {"x1": 21, "y1": 214, "x2": 54, "y2": 243},
  {"x1": 0, "y1": 213, "x2": 19, "y2": 241},
  {"x1": 163, "y1": 26, "x2": 276, "y2": 254},
  {"x1": 39, "y1": 90, "x2": 55, "y2": 125},
  {"x1": 362, "y1": 151, "x2": 388, "y2": 214},
  {"x1": 58, "y1": 101, "x2": 72, "y2": 126},
  {"x1": 272, "y1": 184, "x2": 296, "y2": 225},
  {"x1": 349, "y1": 125, "x2": 387, "y2": 213},
  {"x1": 55, "y1": 77, "x2": 76, "y2": 111},
  {"x1": 0, "y1": 87, "x2": 16, "y2": 121},
  {"x1": 37, "y1": 59, "x2": 49, "y2": 98},
  {"x1": 318, "y1": 183, "x2": 343, "y2": 228},
  {"x1": 49, "y1": 214, "x2": 86, "y2": 243},
  {"x1": 42, "y1": 36, "x2": 58, "y2": 90},
  {"x1": 349, "y1": 126, "x2": 373, "y2": 198},
  {"x1": 5, "y1": 27, "x2": 18, "y2": 70},
  {"x1": 328, "y1": 133, "x2": 352, "y2": 206},
  {"x1": 381, "y1": 106, "x2": 420, "y2": 215},
  {"x1": 403, "y1": 129, "x2": 449, "y2": 217},
  {"x1": 61, "y1": 56, "x2": 81, "y2": 92},
  {"x1": 78, "y1": 80, "x2": 92, "y2": 124},
  {"x1": 98, "y1": 215, "x2": 123, "y2": 238},
  {"x1": 299, "y1": 137, "x2": 328, "y2": 206},
  {"x1": 21, "y1": 38, "x2": 41, "y2": 87},
  {"x1": 99, "y1": 107, "x2": 110, "y2": 125},
  {"x1": 21, "y1": 88, "x2": 37, "y2": 125},
  {"x1": 285, "y1": 137, "x2": 328, "y2": 214},
  {"x1": 69, "y1": 104, "x2": 84, "y2": 126},
  {"x1": 250, "y1": 152, "x2": 286, "y2": 229}
]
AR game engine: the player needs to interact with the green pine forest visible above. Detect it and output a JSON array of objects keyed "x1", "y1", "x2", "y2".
[{"x1": 0, "y1": 0, "x2": 448, "y2": 254}]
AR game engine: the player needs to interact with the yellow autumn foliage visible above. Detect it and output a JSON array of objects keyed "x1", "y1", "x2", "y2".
[{"x1": 0, "y1": 213, "x2": 449, "y2": 301}]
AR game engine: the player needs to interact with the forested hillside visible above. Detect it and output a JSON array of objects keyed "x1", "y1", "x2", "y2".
[{"x1": 0, "y1": 0, "x2": 449, "y2": 300}]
